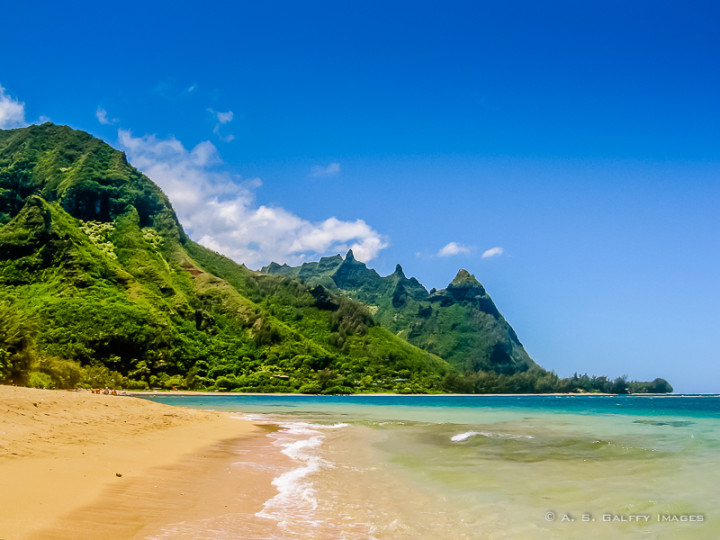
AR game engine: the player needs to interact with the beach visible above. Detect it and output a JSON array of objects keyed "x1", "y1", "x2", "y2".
[
  {"x1": 0, "y1": 385, "x2": 280, "y2": 539},
  {"x1": 2, "y1": 389, "x2": 718, "y2": 539}
]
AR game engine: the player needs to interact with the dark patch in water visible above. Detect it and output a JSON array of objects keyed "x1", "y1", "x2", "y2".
[
  {"x1": 402, "y1": 425, "x2": 665, "y2": 464},
  {"x1": 633, "y1": 420, "x2": 695, "y2": 427}
]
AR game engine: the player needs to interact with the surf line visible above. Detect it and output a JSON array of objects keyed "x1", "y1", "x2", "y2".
[{"x1": 254, "y1": 419, "x2": 349, "y2": 532}]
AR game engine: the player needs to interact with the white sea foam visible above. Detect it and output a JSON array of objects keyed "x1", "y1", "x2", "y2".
[
  {"x1": 234, "y1": 412, "x2": 278, "y2": 424},
  {"x1": 451, "y1": 431, "x2": 534, "y2": 442},
  {"x1": 255, "y1": 420, "x2": 348, "y2": 532},
  {"x1": 451, "y1": 431, "x2": 479, "y2": 442}
]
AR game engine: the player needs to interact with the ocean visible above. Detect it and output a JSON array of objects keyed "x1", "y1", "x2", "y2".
[{"x1": 141, "y1": 394, "x2": 720, "y2": 539}]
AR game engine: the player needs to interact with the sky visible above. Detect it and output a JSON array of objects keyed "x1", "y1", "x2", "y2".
[{"x1": 1, "y1": 1, "x2": 718, "y2": 392}]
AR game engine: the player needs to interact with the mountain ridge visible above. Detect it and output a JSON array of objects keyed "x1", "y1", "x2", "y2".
[
  {"x1": 262, "y1": 250, "x2": 535, "y2": 375},
  {"x1": 0, "y1": 123, "x2": 672, "y2": 394}
]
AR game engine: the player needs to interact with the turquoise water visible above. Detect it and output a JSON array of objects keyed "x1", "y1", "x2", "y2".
[{"x1": 142, "y1": 395, "x2": 720, "y2": 539}]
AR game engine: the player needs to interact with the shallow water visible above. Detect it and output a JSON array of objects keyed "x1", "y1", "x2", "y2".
[{"x1": 142, "y1": 395, "x2": 720, "y2": 539}]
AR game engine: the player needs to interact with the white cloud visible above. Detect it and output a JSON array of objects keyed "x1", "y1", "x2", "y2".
[
  {"x1": 96, "y1": 106, "x2": 118, "y2": 125},
  {"x1": 0, "y1": 85, "x2": 26, "y2": 129},
  {"x1": 438, "y1": 241, "x2": 471, "y2": 257},
  {"x1": 216, "y1": 110, "x2": 233, "y2": 124},
  {"x1": 482, "y1": 246, "x2": 505, "y2": 258},
  {"x1": 311, "y1": 162, "x2": 341, "y2": 177},
  {"x1": 215, "y1": 132, "x2": 235, "y2": 143},
  {"x1": 96, "y1": 107, "x2": 110, "y2": 125},
  {"x1": 209, "y1": 109, "x2": 234, "y2": 141},
  {"x1": 118, "y1": 130, "x2": 388, "y2": 268}
]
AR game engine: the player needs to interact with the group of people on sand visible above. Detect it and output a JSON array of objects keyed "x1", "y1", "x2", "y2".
[{"x1": 90, "y1": 387, "x2": 118, "y2": 396}]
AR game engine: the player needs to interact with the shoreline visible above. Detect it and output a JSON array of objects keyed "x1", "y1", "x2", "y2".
[
  {"x1": 2, "y1": 386, "x2": 714, "y2": 538},
  {"x1": 0, "y1": 385, "x2": 284, "y2": 540},
  {"x1": 129, "y1": 390, "x2": 689, "y2": 397}
]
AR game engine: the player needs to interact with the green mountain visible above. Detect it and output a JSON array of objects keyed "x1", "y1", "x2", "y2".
[
  {"x1": 0, "y1": 123, "x2": 672, "y2": 394},
  {"x1": 261, "y1": 255, "x2": 672, "y2": 394},
  {"x1": 0, "y1": 123, "x2": 451, "y2": 393},
  {"x1": 263, "y1": 253, "x2": 536, "y2": 375}
]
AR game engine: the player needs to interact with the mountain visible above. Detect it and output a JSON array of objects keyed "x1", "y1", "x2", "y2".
[
  {"x1": 0, "y1": 123, "x2": 672, "y2": 394},
  {"x1": 263, "y1": 252, "x2": 536, "y2": 374},
  {"x1": 0, "y1": 123, "x2": 451, "y2": 393},
  {"x1": 261, "y1": 254, "x2": 673, "y2": 394}
]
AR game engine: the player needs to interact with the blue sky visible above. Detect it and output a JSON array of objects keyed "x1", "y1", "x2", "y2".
[{"x1": 1, "y1": 1, "x2": 718, "y2": 391}]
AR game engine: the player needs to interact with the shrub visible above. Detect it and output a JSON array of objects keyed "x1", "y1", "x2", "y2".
[
  {"x1": 36, "y1": 356, "x2": 83, "y2": 389},
  {"x1": 298, "y1": 383, "x2": 321, "y2": 394},
  {"x1": 28, "y1": 370, "x2": 54, "y2": 389},
  {"x1": 125, "y1": 379, "x2": 149, "y2": 390},
  {"x1": 215, "y1": 375, "x2": 239, "y2": 391}
]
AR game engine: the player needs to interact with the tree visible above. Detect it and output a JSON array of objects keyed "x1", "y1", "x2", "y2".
[
  {"x1": 647, "y1": 378, "x2": 673, "y2": 393},
  {"x1": 0, "y1": 304, "x2": 35, "y2": 385}
]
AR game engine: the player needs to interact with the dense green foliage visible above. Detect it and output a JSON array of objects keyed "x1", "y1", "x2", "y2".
[
  {"x1": 442, "y1": 370, "x2": 672, "y2": 394},
  {"x1": 0, "y1": 124, "x2": 672, "y2": 394}
]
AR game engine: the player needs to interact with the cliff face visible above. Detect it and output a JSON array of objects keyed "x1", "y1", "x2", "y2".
[
  {"x1": 263, "y1": 251, "x2": 537, "y2": 374},
  {"x1": 0, "y1": 123, "x2": 183, "y2": 238}
]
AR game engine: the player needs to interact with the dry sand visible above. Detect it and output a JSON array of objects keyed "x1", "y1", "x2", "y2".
[{"x1": 0, "y1": 385, "x2": 284, "y2": 539}]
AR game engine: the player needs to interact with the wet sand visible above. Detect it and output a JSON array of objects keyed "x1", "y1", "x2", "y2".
[{"x1": 0, "y1": 386, "x2": 284, "y2": 539}]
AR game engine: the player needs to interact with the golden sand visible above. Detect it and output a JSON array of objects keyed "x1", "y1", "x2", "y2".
[{"x1": 0, "y1": 385, "x2": 282, "y2": 539}]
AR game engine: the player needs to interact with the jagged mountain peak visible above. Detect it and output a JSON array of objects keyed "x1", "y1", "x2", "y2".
[
  {"x1": 261, "y1": 261, "x2": 291, "y2": 273},
  {"x1": 450, "y1": 269, "x2": 479, "y2": 286},
  {"x1": 447, "y1": 269, "x2": 486, "y2": 295},
  {"x1": 319, "y1": 254, "x2": 343, "y2": 265},
  {"x1": 333, "y1": 249, "x2": 381, "y2": 289}
]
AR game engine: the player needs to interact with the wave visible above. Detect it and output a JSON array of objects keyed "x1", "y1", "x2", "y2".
[
  {"x1": 254, "y1": 420, "x2": 348, "y2": 533},
  {"x1": 450, "y1": 430, "x2": 534, "y2": 442}
]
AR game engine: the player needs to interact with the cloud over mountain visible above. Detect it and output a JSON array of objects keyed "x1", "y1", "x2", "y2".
[
  {"x1": 96, "y1": 106, "x2": 117, "y2": 125},
  {"x1": 438, "y1": 241, "x2": 472, "y2": 257},
  {"x1": 482, "y1": 246, "x2": 504, "y2": 259},
  {"x1": 0, "y1": 85, "x2": 26, "y2": 129},
  {"x1": 118, "y1": 130, "x2": 387, "y2": 267},
  {"x1": 311, "y1": 162, "x2": 341, "y2": 177}
]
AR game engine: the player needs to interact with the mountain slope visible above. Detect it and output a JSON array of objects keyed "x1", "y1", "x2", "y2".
[
  {"x1": 0, "y1": 124, "x2": 451, "y2": 393},
  {"x1": 263, "y1": 251, "x2": 536, "y2": 374}
]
